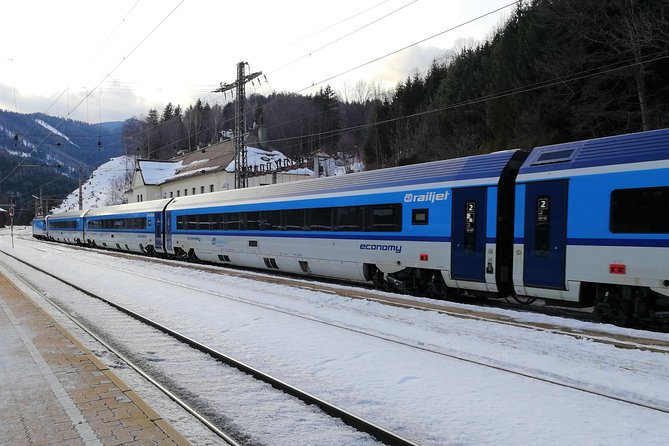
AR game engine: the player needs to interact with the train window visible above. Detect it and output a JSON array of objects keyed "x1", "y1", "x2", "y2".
[
  {"x1": 366, "y1": 204, "x2": 402, "y2": 232},
  {"x1": 535, "y1": 196, "x2": 550, "y2": 257},
  {"x1": 176, "y1": 215, "x2": 185, "y2": 230},
  {"x1": 197, "y1": 214, "x2": 213, "y2": 231},
  {"x1": 262, "y1": 210, "x2": 282, "y2": 230},
  {"x1": 335, "y1": 206, "x2": 363, "y2": 231},
  {"x1": 246, "y1": 212, "x2": 262, "y2": 230},
  {"x1": 211, "y1": 213, "x2": 224, "y2": 231},
  {"x1": 308, "y1": 208, "x2": 333, "y2": 231},
  {"x1": 225, "y1": 213, "x2": 241, "y2": 230},
  {"x1": 464, "y1": 201, "x2": 477, "y2": 252},
  {"x1": 412, "y1": 208, "x2": 429, "y2": 225},
  {"x1": 284, "y1": 209, "x2": 305, "y2": 230},
  {"x1": 187, "y1": 215, "x2": 197, "y2": 230},
  {"x1": 50, "y1": 220, "x2": 77, "y2": 229},
  {"x1": 611, "y1": 187, "x2": 669, "y2": 233}
]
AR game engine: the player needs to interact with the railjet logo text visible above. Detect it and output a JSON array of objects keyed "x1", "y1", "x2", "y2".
[
  {"x1": 360, "y1": 243, "x2": 402, "y2": 254},
  {"x1": 404, "y1": 190, "x2": 450, "y2": 203}
]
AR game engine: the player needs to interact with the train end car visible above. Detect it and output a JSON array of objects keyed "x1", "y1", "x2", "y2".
[
  {"x1": 84, "y1": 198, "x2": 173, "y2": 254},
  {"x1": 32, "y1": 216, "x2": 48, "y2": 239},
  {"x1": 47, "y1": 209, "x2": 88, "y2": 244},
  {"x1": 513, "y1": 128, "x2": 669, "y2": 326}
]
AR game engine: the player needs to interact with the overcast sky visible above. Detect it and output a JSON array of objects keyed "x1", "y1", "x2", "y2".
[{"x1": 0, "y1": 0, "x2": 515, "y2": 123}]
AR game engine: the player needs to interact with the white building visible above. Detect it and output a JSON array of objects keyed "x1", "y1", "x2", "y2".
[{"x1": 127, "y1": 138, "x2": 314, "y2": 203}]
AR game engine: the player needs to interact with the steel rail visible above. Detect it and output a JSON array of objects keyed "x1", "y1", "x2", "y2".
[{"x1": 0, "y1": 248, "x2": 420, "y2": 446}]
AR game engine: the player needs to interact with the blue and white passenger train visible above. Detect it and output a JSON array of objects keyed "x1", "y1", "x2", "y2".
[{"x1": 33, "y1": 129, "x2": 669, "y2": 326}]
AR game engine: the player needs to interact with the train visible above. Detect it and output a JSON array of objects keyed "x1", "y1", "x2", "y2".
[{"x1": 33, "y1": 128, "x2": 669, "y2": 327}]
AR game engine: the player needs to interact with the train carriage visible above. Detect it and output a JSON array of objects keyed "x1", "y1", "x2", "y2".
[
  {"x1": 33, "y1": 128, "x2": 669, "y2": 326},
  {"x1": 85, "y1": 199, "x2": 173, "y2": 254},
  {"x1": 164, "y1": 150, "x2": 526, "y2": 295},
  {"x1": 47, "y1": 209, "x2": 88, "y2": 244},
  {"x1": 513, "y1": 128, "x2": 669, "y2": 323}
]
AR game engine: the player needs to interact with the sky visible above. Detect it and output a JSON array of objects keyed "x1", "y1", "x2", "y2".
[{"x1": 0, "y1": 0, "x2": 516, "y2": 123}]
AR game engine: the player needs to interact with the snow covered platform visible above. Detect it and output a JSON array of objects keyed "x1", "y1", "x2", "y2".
[{"x1": 0, "y1": 272, "x2": 190, "y2": 446}]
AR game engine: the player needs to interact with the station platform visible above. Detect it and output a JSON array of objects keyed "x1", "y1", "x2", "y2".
[{"x1": 0, "y1": 272, "x2": 191, "y2": 446}]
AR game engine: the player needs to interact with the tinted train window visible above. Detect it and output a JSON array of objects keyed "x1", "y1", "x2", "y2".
[
  {"x1": 197, "y1": 214, "x2": 213, "y2": 231},
  {"x1": 225, "y1": 213, "x2": 241, "y2": 230},
  {"x1": 367, "y1": 204, "x2": 402, "y2": 232},
  {"x1": 51, "y1": 220, "x2": 77, "y2": 229},
  {"x1": 309, "y1": 208, "x2": 332, "y2": 231},
  {"x1": 262, "y1": 210, "x2": 282, "y2": 230},
  {"x1": 245, "y1": 212, "x2": 262, "y2": 230},
  {"x1": 535, "y1": 196, "x2": 550, "y2": 256},
  {"x1": 284, "y1": 209, "x2": 305, "y2": 230},
  {"x1": 611, "y1": 187, "x2": 669, "y2": 233},
  {"x1": 464, "y1": 201, "x2": 477, "y2": 253},
  {"x1": 335, "y1": 206, "x2": 363, "y2": 231}
]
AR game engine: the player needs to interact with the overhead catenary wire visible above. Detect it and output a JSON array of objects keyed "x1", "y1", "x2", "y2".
[
  {"x1": 0, "y1": 0, "x2": 187, "y2": 188},
  {"x1": 102, "y1": 1, "x2": 522, "y2": 159},
  {"x1": 268, "y1": 0, "x2": 419, "y2": 76}
]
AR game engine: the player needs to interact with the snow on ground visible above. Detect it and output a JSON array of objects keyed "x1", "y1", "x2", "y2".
[
  {"x1": 1, "y1": 228, "x2": 668, "y2": 445},
  {"x1": 51, "y1": 156, "x2": 134, "y2": 213}
]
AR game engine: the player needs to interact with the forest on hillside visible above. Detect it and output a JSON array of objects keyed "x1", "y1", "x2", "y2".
[{"x1": 126, "y1": 0, "x2": 669, "y2": 169}]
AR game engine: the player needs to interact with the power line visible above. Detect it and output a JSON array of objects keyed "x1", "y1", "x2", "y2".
[
  {"x1": 268, "y1": 0, "x2": 418, "y2": 76},
  {"x1": 288, "y1": 0, "x2": 394, "y2": 46},
  {"x1": 0, "y1": 0, "x2": 187, "y2": 188},
  {"x1": 100, "y1": 1, "x2": 516, "y2": 159},
  {"x1": 295, "y1": 0, "x2": 520, "y2": 94}
]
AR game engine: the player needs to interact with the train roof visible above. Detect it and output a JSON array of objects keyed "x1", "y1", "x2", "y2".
[
  {"x1": 519, "y1": 128, "x2": 669, "y2": 175},
  {"x1": 49, "y1": 209, "x2": 89, "y2": 219},
  {"x1": 167, "y1": 149, "x2": 520, "y2": 210},
  {"x1": 85, "y1": 198, "x2": 173, "y2": 217}
]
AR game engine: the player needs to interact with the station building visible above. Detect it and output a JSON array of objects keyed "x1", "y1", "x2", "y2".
[{"x1": 127, "y1": 132, "x2": 313, "y2": 203}]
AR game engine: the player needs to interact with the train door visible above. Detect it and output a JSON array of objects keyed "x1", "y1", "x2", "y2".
[
  {"x1": 165, "y1": 211, "x2": 173, "y2": 252},
  {"x1": 451, "y1": 187, "x2": 487, "y2": 282},
  {"x1": 523, "y1": 180, "x2": 568, "y2": 289},
  {"x1": 154, "y1": 212, "x2": 163, "y2": 251}
]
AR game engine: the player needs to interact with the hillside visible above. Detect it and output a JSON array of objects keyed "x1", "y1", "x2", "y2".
[
  {"x1": 0, "y1": 110, "x2": 126, "y2": 176},
  {"x1": 0, "y1": 110, "x2": 129, "y2": 224}
]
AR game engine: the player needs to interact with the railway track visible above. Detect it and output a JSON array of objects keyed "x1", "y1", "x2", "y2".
[
  {"x1": 4, "y1": 243, "x2": 669, "y2": 418},
  {"x1": 37, "y1": 236, "x2": 669, "y2": 354},
  {"x1": 1, "y1": 247, "x2": 419, "y2": 446}
]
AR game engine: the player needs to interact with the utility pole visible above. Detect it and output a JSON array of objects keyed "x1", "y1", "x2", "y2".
[
  {"x1": 214, "y1": 62, "x2": 262, "y2": 189},
  {"x1": 78, "y1": 165, "x2": 83, "y2": 210}
]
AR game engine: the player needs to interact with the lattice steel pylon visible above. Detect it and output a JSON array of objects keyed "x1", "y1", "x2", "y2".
[{"x1": 214, "y1": 62, "x2": 262, "y2": 189}]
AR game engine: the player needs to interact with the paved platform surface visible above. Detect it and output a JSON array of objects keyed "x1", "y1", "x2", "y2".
[{"x1": 0, "y1": 271, "x2": 191, "y2": 446}]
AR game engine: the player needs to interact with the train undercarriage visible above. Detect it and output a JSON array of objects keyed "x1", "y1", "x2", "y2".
[{"x1": 368, "y1": 264, "x2": 669, "y2": 329}]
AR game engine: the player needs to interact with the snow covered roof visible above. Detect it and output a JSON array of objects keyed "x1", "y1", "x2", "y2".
[
  {"x1": 139, "y1": 160, "x2": 184, "y2": 185},
  {"x1": 136, "y1": 139, "x2": 313, "y2": 186}
]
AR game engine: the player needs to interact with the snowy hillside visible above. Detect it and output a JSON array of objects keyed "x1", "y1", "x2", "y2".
[{"x1": 51, "y1": 156, "x2": 135, "y2": 213}]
